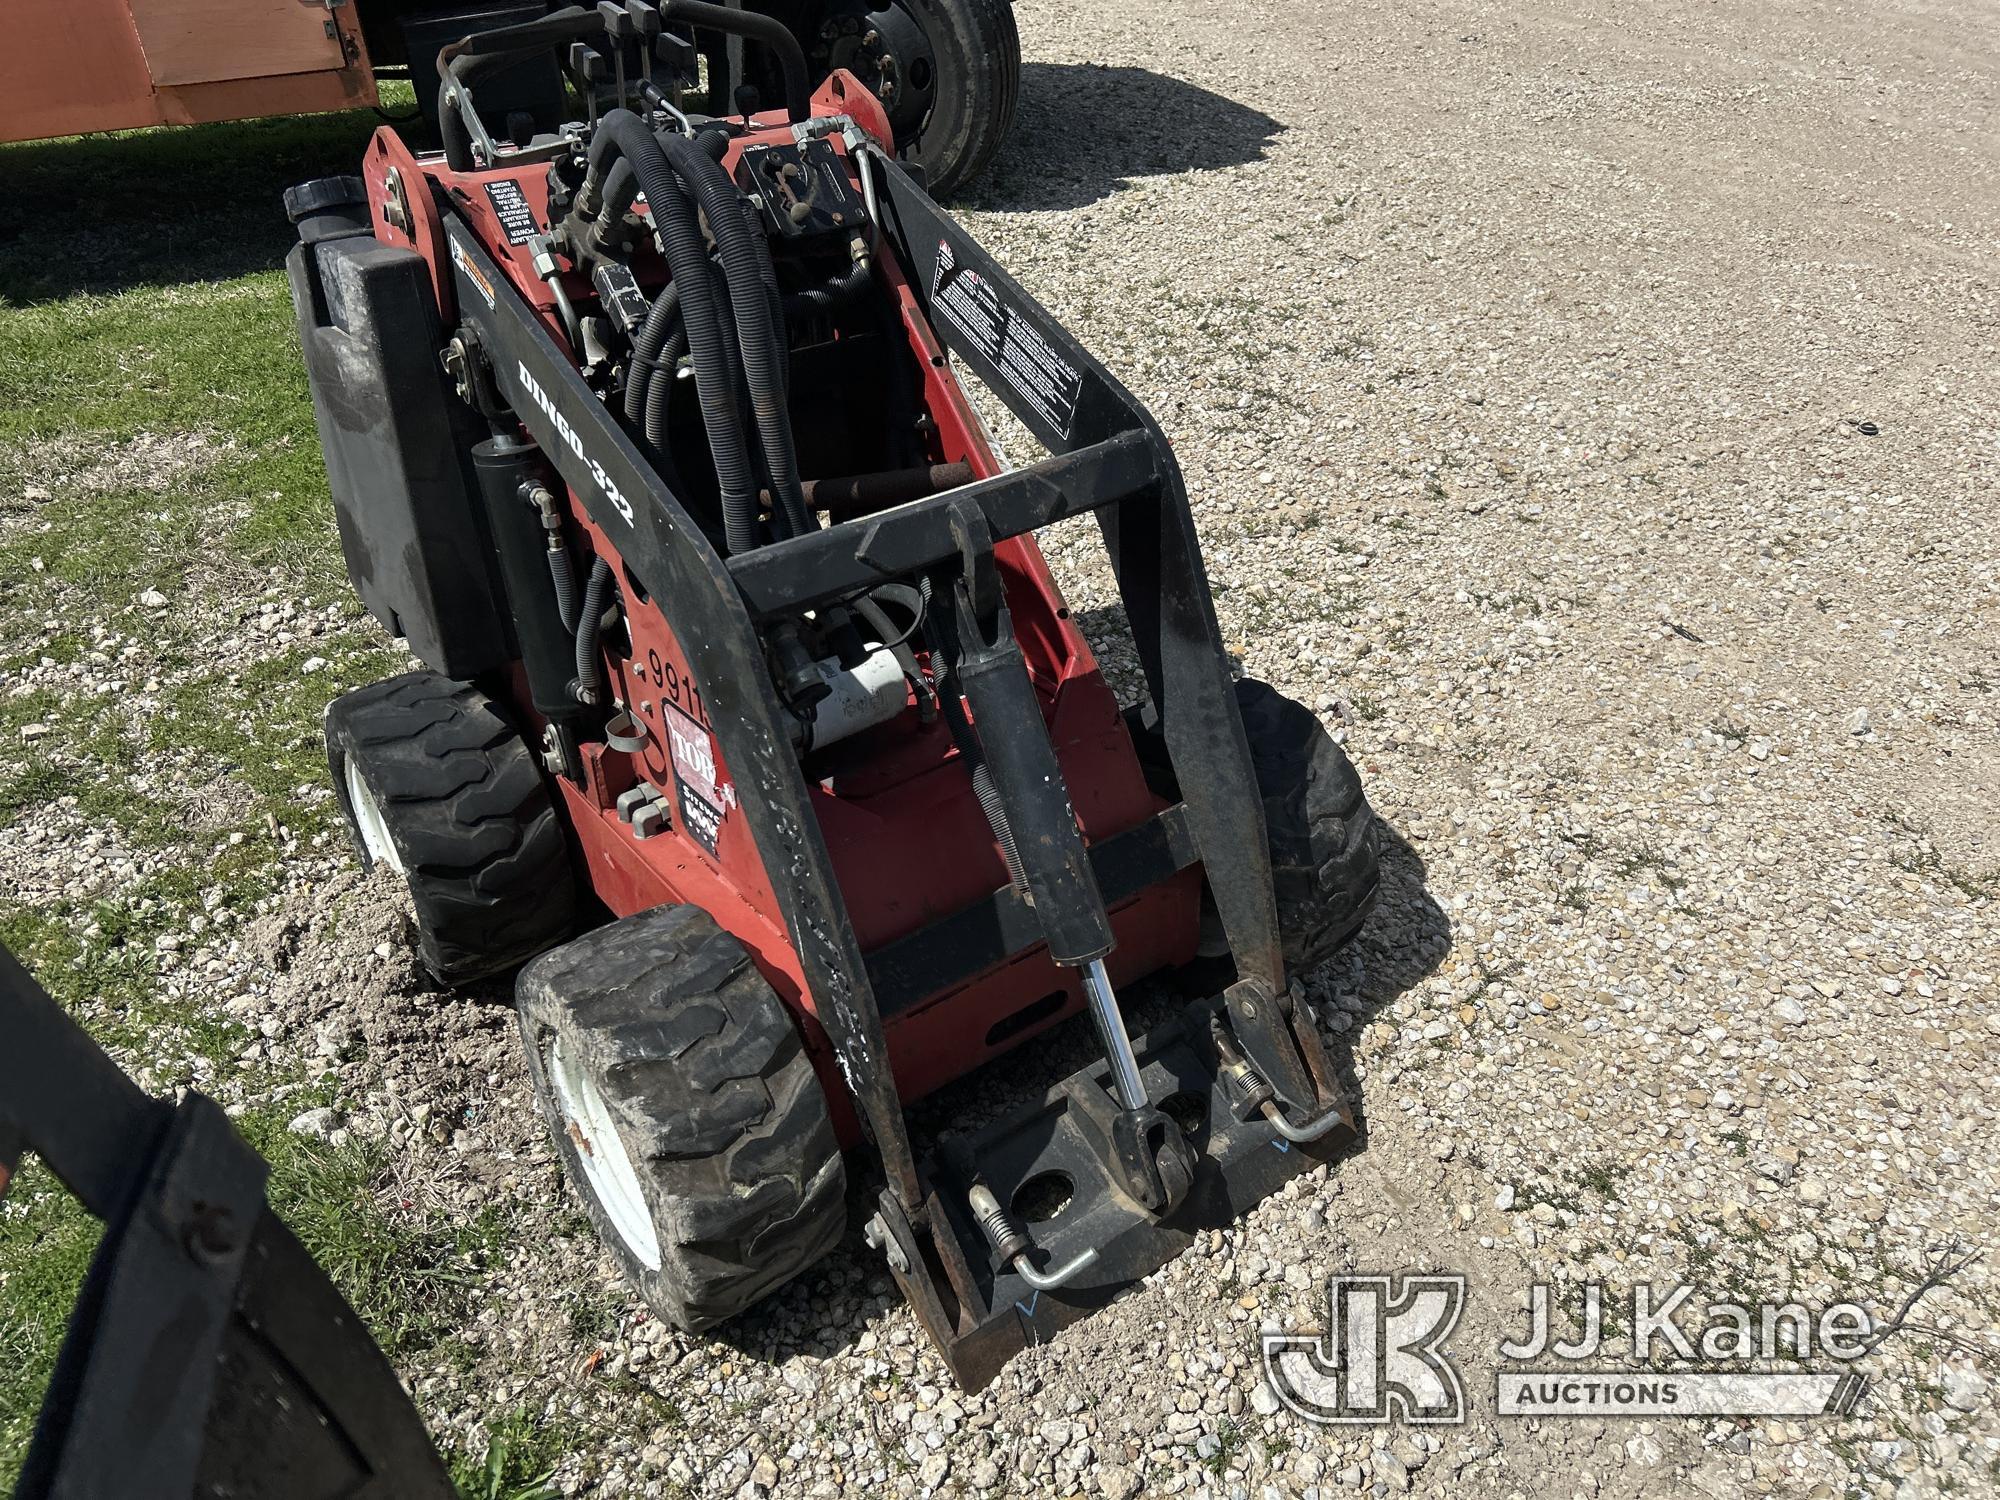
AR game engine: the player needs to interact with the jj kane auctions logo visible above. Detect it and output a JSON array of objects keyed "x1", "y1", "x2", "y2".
[{"x1": 1262, "y1": 1273, "x2": 1875, "y2": 1424}]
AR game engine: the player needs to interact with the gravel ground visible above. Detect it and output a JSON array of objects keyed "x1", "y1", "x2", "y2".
[{"x1": 9, "y1": 0, "x2": 1999, "y2": 1495}]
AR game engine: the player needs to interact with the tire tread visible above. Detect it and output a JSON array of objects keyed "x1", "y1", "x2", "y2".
[
  {"x1": 517, "y1": 905, "x2": 845, "y2": 1331},
  {"x1": 326, "y1": 672, "x2": 575, "y2": 984}
]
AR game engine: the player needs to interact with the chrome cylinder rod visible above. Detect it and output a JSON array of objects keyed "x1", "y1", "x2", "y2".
[{"x1": 1080, "y1": 958, "x2": 1147, "y2": 1112}]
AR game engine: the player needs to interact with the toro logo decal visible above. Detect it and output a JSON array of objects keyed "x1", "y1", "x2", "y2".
[
  {"x1": 664, "y1": 699, "x2": 730, "y2": 856},
  {"x1": 514, "y1": 360, "x2": 634, "y2": 525}
]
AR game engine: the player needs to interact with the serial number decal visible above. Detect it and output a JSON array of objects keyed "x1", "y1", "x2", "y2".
[
  {"x1": 647, "y1": 648, "x2": 708, "y2": 729},
  {"x1": 513, "y1": 359, "x2": 634, "y2": 525}
]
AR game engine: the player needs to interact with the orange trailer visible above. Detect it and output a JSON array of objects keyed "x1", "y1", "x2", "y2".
[{"x1": 0, "y1": 0, "x2": 376, "y2": 145}]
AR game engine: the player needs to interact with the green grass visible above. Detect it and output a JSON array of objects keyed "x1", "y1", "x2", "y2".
[
  {"x1": 0, "y1": 106, "x2": 405, "y2": 870},
  {"x1": 0, "y1": 105, "x2": 390, "y2": 307},
  {"x1": 447, "y1": 1409, "x2": 572, "y2": 1500},
  {"x1": 1204, "y1": 1415, "x2": 1248, "y2": 1476},
  {"x1": 0, "y1": 900, "x2": 247, "y2": 1067},
  {"x1": 0, "y1": 1163, "x2": 103, "y2": 1478},
  {"x1": 245, "y1": 1126, "x2": 521, "y2": 1365},
  {"x1": 0, "y1": 1103, "x2": 531, "y2": 1491},
  {"x1": 0, "y1": 101, "x2": 460, "y2": 1483},
  {"x1": 0, "y1": 105, "x2": 390, "y2": 616}
]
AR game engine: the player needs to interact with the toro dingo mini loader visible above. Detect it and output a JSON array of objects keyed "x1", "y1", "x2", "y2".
[{"x1": 288, "y1": 0, "x2": 1379, "y2": 1388}]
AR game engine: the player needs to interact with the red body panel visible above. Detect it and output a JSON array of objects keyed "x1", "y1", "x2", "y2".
[{"x1": 362, "y1": 78, "x2": 1200, "y2": 1140}]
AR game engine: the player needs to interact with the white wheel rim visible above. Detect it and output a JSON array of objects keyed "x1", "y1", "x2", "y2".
[
  {"x1": 548, "y1": 1033, "x2": 662, "y2": 1270},
  {"x1": 344, "y1": 759, "x2": 405, "y2": 875}
]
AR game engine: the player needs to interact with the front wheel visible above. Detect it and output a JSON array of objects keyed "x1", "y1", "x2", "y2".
[{"x1": 517, "y1": 905, "x2": 847, "y2": 1331}]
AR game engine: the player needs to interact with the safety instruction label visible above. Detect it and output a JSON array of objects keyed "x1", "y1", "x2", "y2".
[
  {"x1": 931, "y1": 238, "x2": 1082, "y2": 440},
  {"x1": 484, "y1": 180, "x2": 540, "y2": 246},
  {"x1": 665, "y1": 699, "x2": 726, "y2": 856}
]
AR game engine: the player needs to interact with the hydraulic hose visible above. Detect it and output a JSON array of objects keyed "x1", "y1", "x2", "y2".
[
  {"x1": 623, "y1": 281, "x2": 681, "y2": 426},
  {"x1": 783, "y1": 251, "x2": 873, "y2": 321},
  {"x1": 641, "y1": 326, "x2": 690, "y2": 454},
  {"x1": 745, "y1": 198, "x2": 789, "y2": 400},
  {"x1": 950, "y1": 696, "x2": 1026, "y2": 891},
  {"x1": 587, "y1": 159, "x2": 639, "y2": 259},
  {"x1": 574, "y1": 556, "x2": 616, "y2": 705},
  {"x1": 583, "y1": 111, "x2": 759, "y2": 553},
  {"x1": 548, "y1": 545, "x2": 579, "y2": 634},
  {"x1": 654, "y1": 131, "x2": 814, "y2": 540},
  {"x1": 593, "y1": 126, "x2": 725, "y2": 242},
  {"x1": 707, "y1": 276, "x2": 766, "y2": 539}
]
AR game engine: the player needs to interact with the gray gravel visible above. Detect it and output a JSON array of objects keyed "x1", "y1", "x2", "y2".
[
  {"x1": 406, "y1": 0, "x2": 1994, "y2": 1490},
  {"x1": 11, "y1": 0, "x2": 1998, "y2": 1494}
]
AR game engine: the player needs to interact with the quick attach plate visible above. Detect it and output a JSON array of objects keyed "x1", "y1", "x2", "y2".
[{"x1": 887, "y1": 996, "x2": 1358, "y2": 1390}]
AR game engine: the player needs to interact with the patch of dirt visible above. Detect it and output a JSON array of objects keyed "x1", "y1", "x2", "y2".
[{"x1": 0, "y1": 429, "x2": 230, "y2": 519}]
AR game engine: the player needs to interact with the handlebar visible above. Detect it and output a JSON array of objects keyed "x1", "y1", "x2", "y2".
[{"x1": 434, "y1": 0, "x2": 812, "y2": 171}]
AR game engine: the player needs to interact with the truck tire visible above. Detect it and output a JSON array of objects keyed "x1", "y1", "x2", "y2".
[
  {"x1": 901, "y1": 0, "x2": 1020, "y2": 196},
  {"x1": 1125, "y1": 678, "x2": 1380, "y2": 976},
  {"x1": 516, "y1": 905, "x2": 847, "y2": 1331},
  {"x1": 325, "y1": 672, "x2": 576, "y2": 986}
]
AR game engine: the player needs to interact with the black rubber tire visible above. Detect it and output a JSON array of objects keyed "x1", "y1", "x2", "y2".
[
  {"x1": 517, "y1": 905, "x2": 846, "y2": 1331},
  {"x1": 325, "y1": 672, "x2": 576, "y2": 986},
  {"x1": 900, "y1": 0, "x2": 1020, "y2": 196},
  {"x1": 1233, "y1": 679, "x2": 1381, "y2": 973},
  {"x1": 1126, "y1": 678, "x2": 1381, "y2": 975}
]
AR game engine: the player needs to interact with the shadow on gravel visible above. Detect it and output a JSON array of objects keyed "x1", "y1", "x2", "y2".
[
  {"x1": 962, "y1": 62, "x2": 1284, "y2": 213},
  {"x1": 0, "y1": 108, "x2": 381, "y2": 305},
  {"x1": 1322, "y1": 824, "x2": 1451, "y2": 1140},
  {"x1": 0, "y1": 63, "x2": 1281, "y2": 301},
  {"x1": 704, "y1": 821, "x2": 1449, "y2": 1374}
]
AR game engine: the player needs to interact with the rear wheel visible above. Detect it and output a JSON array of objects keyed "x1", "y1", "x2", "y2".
[
  {"x1": 1126, "y1": 678, "x2": 1381, "y2": 976},
  {"x1": 517, "y1": 904, "x2": 846, "y2": 1331},
  {"x1": 325, "y1": 672, "x2": 576, "y2": 985}
]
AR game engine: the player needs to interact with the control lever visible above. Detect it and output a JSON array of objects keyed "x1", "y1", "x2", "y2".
[
  {"x1": 624, "y1": 1, "x2": 661, "y2": 90},
  {"x1": 596, "y1": 1, "x2": 634, "y2": 107},
  {"x1": 568, "y1": 42, "x2": 607, "y2": 128},
  {"x1": 655, "y1": 27, "x2": 697, "y2": 94}
]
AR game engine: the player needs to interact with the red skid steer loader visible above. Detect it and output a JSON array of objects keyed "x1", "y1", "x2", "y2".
[{"x1": 289, "y1": 0, "x2": 1380, "y2": 1387}]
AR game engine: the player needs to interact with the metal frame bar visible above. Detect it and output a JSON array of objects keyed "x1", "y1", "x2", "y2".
[
  {"x1": 441, "y1": 213, "x2": 929, "y2": 1206},
  {"x1": 867, "y1": 159, "x2": 1288, "y2": 995},
  {"x1": 726, "y1": 430, "x2": 1157, "y2": 616}
]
